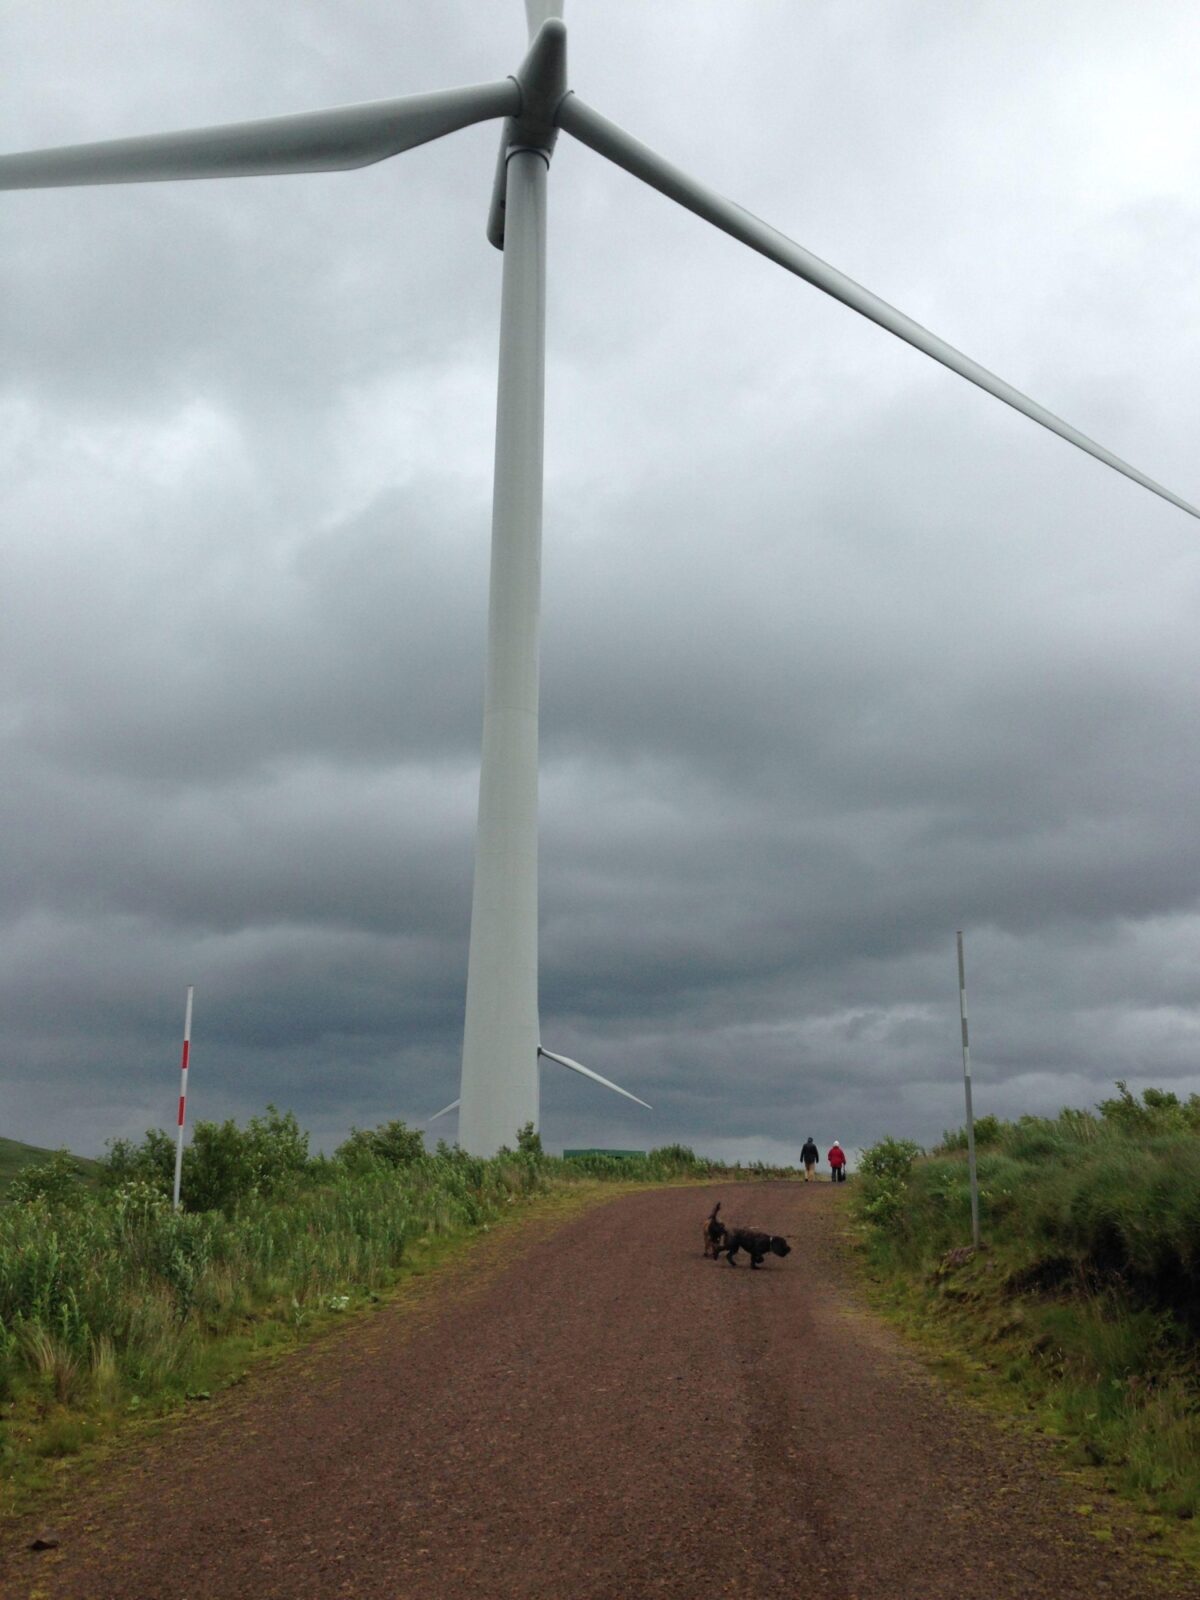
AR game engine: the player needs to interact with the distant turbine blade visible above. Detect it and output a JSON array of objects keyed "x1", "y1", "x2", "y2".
[
  {"x1": 525, "y1": 1, "x2": 564, "y2": 41},
  {"x1": 0, "y1": 80, "x2": 521, "y2": 190},
  {"x1": 428, "y1": 1098, "x2": 461, "y2": 1123},
  {"x1": 559, "y1": 95, "x2": 1200, "y2": 522},
  {"x1": 539, "y1": 1046, "x2": 653, "y2": 1111}
]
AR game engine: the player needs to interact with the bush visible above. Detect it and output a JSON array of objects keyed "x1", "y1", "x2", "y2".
[
  {"x1": 8, "y1": 1150, "x2": 88, "y2": 1208},
  {"x1": 938, "y1": 1114, "x2": 1002, "y2": 1153},
  {"x1": 856, "y1": 1137, "x2": 923, "y2": 1233},
  {"x1": 859, "y1": 1087, "x2": 1200, "y2": 1315},
  {"x1": 101, "y1": 1129, "x2": 176, "y2": 1196},
  {"x1": 515, "y1": 1122, "x2": 543, "y2": 1158},
  {"x1": 1096, "y1": 1081, "x2": 1200, "y2": 1137},
  {"x1": 336, "y1": 1120, "x2": 426, "y2": 1171},
  {"x1": 101, "y1": 1106, "x2": 316, "y2": 1215},
  {"x1": 859, "y1": 1137, "x2": 923, "y2": 1186},
  {"x1": 184, "y1": 1106, "x2": 310, "y2": 1214}
]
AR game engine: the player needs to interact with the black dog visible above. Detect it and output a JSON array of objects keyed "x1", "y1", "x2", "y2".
[
  {"x1": 702, "y1": 1201, "x2": 728, "y2": 1258},
  {"x1": 718, "y1": 1228, "x2": 791, "y2": 1268}
]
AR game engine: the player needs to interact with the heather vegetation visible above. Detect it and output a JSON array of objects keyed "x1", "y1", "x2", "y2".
[
  {"x1": 0, "y1": 1112, "x2": 766, "y2": 1506},
  {"x1": 855, "y1": 1083, "x2": 1200, "y2": 1532}
]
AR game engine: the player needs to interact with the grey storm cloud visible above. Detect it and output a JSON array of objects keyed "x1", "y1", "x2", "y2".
[{"x1": 2, "y1": 0, "x2": 1199, "y2": 1165}]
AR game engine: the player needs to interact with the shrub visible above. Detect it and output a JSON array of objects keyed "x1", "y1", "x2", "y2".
[
  {"x1": 8, "y1": 1150, "x2": 88, "y2": 1208},
  {"x1": 515, "y1": 1122, "x2": 543, "y2": 1158},
  {"x1": 648, "y1": 1143, "x2": 700, "y2": 1167},
  {"x1": 336, "y1": 1119, "x2": 426, "y2": 1171},
  {"x1": 859, "y1": 1137, "x2": 923, "y2": 1186},
  {"x1": 184, "y1": 1106, "x2": 311, "y2": 1214},
  {"x1": 856, "y1": 1137, "x2": 923, "y2": 1233},
  {"x1": 938, "y1": 1114, "x2": 1002, "y2": 1153},
  {"x1": 1096, "y1": 1081, "x2": 1200, "y2": 1137},
  {"x1": 101, "y1": 1129, "x2": 175, "y2": 1196}
]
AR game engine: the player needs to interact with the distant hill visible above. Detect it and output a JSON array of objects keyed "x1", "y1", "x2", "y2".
[{"x1": 0, "y1": 1135, "x2": 102, "y2": 1197}]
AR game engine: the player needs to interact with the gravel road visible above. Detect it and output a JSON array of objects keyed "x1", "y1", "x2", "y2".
[{"x1": 1, "y1": 1181, "x2": 1188, "y2": 1598}]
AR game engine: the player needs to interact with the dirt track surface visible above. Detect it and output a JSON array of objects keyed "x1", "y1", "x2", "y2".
[{"x1": 2, "y1": 1182, "x2": 1187, "y2": 1599}]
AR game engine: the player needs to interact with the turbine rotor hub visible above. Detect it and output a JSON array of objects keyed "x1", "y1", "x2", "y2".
[
  {"x1": 507, "y1": 17, "x2": 569, "y2": 159},
  {"x1": 487, "y1": 17, "x2": 568, "y2": 247}
]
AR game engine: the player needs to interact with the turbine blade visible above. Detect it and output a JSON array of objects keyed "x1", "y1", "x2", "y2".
[
  {"x1": 559, "y1": 94, "x2": 1200, "y2": 522},
  {"x1": 539, "y1": 1046, "x2": 653, "y2": 1111},
  {"x1": 0, "y1": 80, "x2": 520, "y2": 190},
  {"x1": 428, "y1": 1098, "x2": 461, "y2": 1123}
]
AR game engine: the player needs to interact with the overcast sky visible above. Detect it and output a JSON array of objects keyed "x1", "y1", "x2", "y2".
[{"x1": 2, "y1": 0, "x2": 1198, "y2": 1164}]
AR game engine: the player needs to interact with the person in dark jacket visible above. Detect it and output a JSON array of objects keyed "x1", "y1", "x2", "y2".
[
  {"x1": 828, "y1": 1140, "x2": 847, "y2": 1183},
  {"x1": 800, "y1": 1136, "x2": 820, "y2": 1181}
]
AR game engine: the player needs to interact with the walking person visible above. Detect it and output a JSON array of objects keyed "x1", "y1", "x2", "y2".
[
  {"x1": 800, "y1": 1135, "x2": 820, "y2": 1182},
  {"x1": 828, "y1": 1140, "x2": 847, "y2": 1183}
]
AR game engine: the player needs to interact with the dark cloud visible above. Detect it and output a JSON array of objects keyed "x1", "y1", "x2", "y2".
[{"x1": 3, "y1": 1, "x2": 1198, "y2": 1162}]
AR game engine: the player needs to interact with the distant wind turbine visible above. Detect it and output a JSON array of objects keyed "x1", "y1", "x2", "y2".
[{"x1": 3, "y1": 2, "x2": 1196, "y2": 1155}]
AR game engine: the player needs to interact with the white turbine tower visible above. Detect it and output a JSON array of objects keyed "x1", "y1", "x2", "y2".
[{"x1": 3, "y1": 5, "x2": 1196, "y2": 1155}]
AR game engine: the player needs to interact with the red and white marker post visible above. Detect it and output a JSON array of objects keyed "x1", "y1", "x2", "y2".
[{"x1": 172, "y1": 985, "x2": 194, "y2": 1211}]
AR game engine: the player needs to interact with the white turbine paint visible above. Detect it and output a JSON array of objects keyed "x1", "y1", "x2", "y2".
[
  {"x1": 557, "y1": 96, "x2": 1200, "y2": 523},
  {"x1": 430, "y1": 1045, "x2": 653, "y2": 1129},
  {"x1": 0, "y1": 82, "x2": 520, "y2": 187},
  {"x1": 538, "y1": 1048, "x2": 653, "y2": 1112},
  {"x1": 2, "y1": 7, "x2": 1197, "y2": 1157},
  {"x1": 459, "y1": 146, "x2": 548, "y2": 1156}
]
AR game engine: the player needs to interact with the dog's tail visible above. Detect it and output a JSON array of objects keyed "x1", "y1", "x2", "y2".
[{"x1": 707, "y1": 1201, "x2": 721, "y2": 1223}]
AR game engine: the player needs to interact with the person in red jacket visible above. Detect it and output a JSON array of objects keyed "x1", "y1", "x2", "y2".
[{"x1": 828, "y1": 1140, "x2": 847, "y2": 1183}]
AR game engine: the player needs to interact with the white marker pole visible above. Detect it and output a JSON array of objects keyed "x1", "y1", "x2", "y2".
[
  {"x1": 956, "y1": 933, "x2": 981, "y2": 1249},
  {"x1": 172, "y1": 985, "x2": 194, "y2": 1211}
]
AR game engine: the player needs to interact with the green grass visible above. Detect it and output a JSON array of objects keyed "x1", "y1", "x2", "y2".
[
  {"x1": 0, "y1": 1137, "x2": 100, "y2": 1200},
  {"x1": 0, "y1": 1178, "x2": 634, "y2": 1517},
  {"x1": 0, "y1": 1120, "x2": 792, "y2": 1518},
  {"x1": 853, "y1": 1094, "x2": 1200, "y2": 1576}
]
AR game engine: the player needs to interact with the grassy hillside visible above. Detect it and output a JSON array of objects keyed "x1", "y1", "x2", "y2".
[
  {"x1": 0, "y1": 1136, "x2": 100, "y2": 1198},
  {"x1": 854, "y1": 1085, "x2": 1200, "y2": 1560}
]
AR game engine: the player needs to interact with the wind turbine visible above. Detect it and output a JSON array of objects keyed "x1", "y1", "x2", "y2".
[{"x1": 3, "y1": 3, "x2": 1196, "y2": 1157}]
